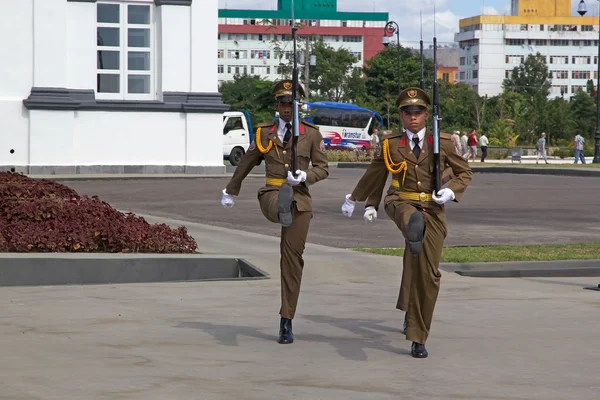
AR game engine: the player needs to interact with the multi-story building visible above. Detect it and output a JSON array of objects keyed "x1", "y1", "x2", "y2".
[
  {"x1": 424, "y1": 47, "x2": 460, "y2": 84},
  {"x1": 217, "y1": 0, "x2": 388, "y2": 88},
  {"x1": 455, "y1": 0, "x2": 599, "y2": 98}
]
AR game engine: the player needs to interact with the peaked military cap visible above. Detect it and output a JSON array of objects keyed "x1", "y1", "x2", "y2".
[
  {"x1": 273, "y1": 79, "x2": 305, "y2": 103},
  {"x1": 396, "y1": 87, "x2": 431, "y2": 111}
]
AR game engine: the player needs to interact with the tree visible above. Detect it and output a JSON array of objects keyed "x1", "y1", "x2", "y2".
[
  {"x1": 538, "y1": 97, "x2": 576, "y2": 144},
  {"x1": 437, "y1": 82, "x2": 482, "y2": 132},
  {"x1": 502, "y1": 52, "x2": 551, "y2": 100},
  {"x1": 586, "y1": 79, "x2": 595, "y2": 96},
  {"x1": 570, "y1": 89, "x2": 596, "y2": 141},
  {"x1": 363, "y1": 45, "x2": 435, "y2": 100},
  {"x1": 501, "y1": 52, "x2": 552, "y2": 143},
  {"x1": 361, "y1": 45, "x2": 435, "y2": 129},
  {"x1": 219, "y1": 75, "x2": 275, "y2": 124},
  {"x1": 308, "y1": 39, "x2": 361, "y2": 102}
]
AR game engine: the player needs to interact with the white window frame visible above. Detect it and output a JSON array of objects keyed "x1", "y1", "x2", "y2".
[{"x1": 96, "y1": 0, "x2": 156, "y2": 101}]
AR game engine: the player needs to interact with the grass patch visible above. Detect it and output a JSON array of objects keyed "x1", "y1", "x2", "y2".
[{"x1": 355, "y1": 242, "x2": 600, "y2": 263}]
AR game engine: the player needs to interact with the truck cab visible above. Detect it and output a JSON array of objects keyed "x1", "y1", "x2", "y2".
[{"x1": 222, "y1": 110, "x2": 262, "y2": 166}]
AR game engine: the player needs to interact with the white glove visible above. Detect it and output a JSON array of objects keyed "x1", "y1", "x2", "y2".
[
  {"x1": 341, "y1": 194, "x2": 355, "y2": 218},
  {"x1": 287, "y1": 170, "x2": 307, "y2": 185},
  {"x1": 363, "y1": 206, "x2": 377, "y2": 223},
  {"x1": 432, "y1": 188, "x2": 455, "y2": 205},
  {"x1": 221, "y1": 188, "x2": 234, "y2": 208}
]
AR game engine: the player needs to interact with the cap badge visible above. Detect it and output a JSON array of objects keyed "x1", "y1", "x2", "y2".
[
  {"x1": 283, "y1": 82, "x2": 292, "y2": 90},
  {"x1": 407, "y1": 89, "x2": 417, "y2": 98}
]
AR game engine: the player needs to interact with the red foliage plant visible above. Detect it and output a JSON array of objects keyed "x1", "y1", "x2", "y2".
[{"x1": 0, "y1": 172, "x2": 198, "y2": 253}]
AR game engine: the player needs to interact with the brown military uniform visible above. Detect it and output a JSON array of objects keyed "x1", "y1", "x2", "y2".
[
  {"x1": 351, "y1": 101, "x2": 472, "y2": 346},
  {"x1": 225, "y1": 118, "x2": 329, "y2": 319}
]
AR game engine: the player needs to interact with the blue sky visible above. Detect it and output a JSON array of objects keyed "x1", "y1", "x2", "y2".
[{"x1": 218, "y1": 1, "x2": 592, "y2": 48}]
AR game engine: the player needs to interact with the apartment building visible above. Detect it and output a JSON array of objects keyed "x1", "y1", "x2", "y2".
[
  {"x1": 218, "y1": 0, "x2": 388, "y2": 86},
  {"x1": 455, "y1": 0, "x2": 599, "y2": 98}
]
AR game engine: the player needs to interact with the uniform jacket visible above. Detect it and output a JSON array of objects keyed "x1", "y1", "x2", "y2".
[
  {"x1": 225, "y1": 119, "x2": 329, "y2": 212},
  {"x1": 352, "y1": 129, "x2": 472, "y2": 210}
]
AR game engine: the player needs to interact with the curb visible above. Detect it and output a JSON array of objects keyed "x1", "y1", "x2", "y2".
[
  {"x1": 336, "y1": 163, "x2": 600, "y2": 177},
  {"x1": 0, "y1": 253, "x2": 270, "y2": 287},
  {"x1": 439, "y1": 259, "x2": 600, "y2": 278},
  {"x1": 27, "y1": 173, "x2": 265, "y2": 182}
]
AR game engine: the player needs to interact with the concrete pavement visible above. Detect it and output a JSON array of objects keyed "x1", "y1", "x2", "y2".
[{"x1": 0, "y1": 214, "x2": 599, "y2": 399}]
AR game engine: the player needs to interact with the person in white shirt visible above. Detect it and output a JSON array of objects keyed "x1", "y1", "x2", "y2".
[
  {"x1": 574, "y1": 134, "x2": 586, "y2": 164},
  {"x1": 536, "y1": 132, "x2": 549, "y2": 164},
  {"x1": 479, "y1": 133, "x2": 489, "y2": 162},
  {"x1": 460, "y1": 132, "x2": 469, "y2": 159},
  {"x1": 451, "y1": 130, "x2": 461, "y2": 155}
]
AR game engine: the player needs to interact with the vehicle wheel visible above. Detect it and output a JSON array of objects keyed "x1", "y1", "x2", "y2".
[{"x1": 229, "y1": 147, "x2": 245, "y2": 166}]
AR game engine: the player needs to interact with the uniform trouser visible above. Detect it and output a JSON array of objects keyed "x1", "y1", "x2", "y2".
[
  {"x1": 259, "y1": 190, "x2": 312, "y2": 320},
  {"x1": 384, "y1": 200, "x2": 447, "y2": 345}
]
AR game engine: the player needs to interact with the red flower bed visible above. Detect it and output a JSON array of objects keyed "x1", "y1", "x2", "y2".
[{"x1": 0, "y1": 172, "x2": 198, "y2": 253}]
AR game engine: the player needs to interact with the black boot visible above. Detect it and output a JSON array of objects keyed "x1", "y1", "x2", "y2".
[
  {"x1": 278, "y1": 317, "x2": 294, "y2": 344},
  {"x1": 407, "y1": 211, "x2": 425, "y2": 255},
  {"x1": 278, "y1": 183, "x2": 294, "y2": 228},
  {"x1": 411, "y1": 342, "x2": 428, "y2": 358}
]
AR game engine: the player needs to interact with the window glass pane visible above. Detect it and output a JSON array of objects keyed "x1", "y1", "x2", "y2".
[
  {"x1": 128, "y1": 5, "x2": 150, "y2": 24},
  {"x1": 128, "y1": 74, "x2": 150, "y2": 94},
  {"x1": 97, "y1": 27, "x2": 119, "y2": 47},
  {"x1": 128, "y1": 28, "x2": 150, "y2": 47},
  {"x1": 97, "y1": 4, "x2": 119, "y2": 23},
  {"x1": 97, "y1": 51, "x2": 120, "y2": 70},
  {"x1": 97, "y1": 74, "x2": 120, "y2": 93},
  {"x1": 128, "y1": 52, "x2": 150, "y2": 71}
]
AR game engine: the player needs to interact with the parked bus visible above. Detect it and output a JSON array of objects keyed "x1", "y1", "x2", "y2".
[{"x1": 302, "y1": 101, "x2": 384, "y2": 152}]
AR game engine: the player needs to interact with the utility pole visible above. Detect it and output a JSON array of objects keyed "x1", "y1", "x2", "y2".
[{"x1": 304, "y1": 37, "x2": 310, "y2": 101}]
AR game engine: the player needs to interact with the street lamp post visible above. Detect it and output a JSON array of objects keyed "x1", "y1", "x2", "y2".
[
  {"x1": 578, "y1": 0, "x2": 600, "y2": 163},
  {"x1": 383, "y1": 21, "x2": 401, "y2": 95}
]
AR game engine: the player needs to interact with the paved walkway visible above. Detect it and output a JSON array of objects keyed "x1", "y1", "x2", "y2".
[{"x1": 0, "y1": 215, "x2": 598, "y2": 399}]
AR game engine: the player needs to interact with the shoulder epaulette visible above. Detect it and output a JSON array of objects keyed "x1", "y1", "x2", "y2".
[
  {"x1": 301, "y1": 120, "x2": 319, "y2": 130},
  {"x1": 257, "y1": 121, "x2": 275, "y2": 128},
  {"x1": 440, "y1": 132, "x2": 452, "y2": 140},
  {"x1": 382, "y1": 130, "x2": 395, "y2": 139}
]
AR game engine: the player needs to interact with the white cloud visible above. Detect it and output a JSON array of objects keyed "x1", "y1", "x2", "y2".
[{"x1": 481, "y1": 6, "x2": 499, "y2": 15}]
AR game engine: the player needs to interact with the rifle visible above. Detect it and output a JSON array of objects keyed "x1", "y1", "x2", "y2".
[
  {"x1": 290, "y1": 0, "x2": 300, "y2": 177},
  {"x1": 419, "y1": 10, "x2": 425, "y2": 90},
  {"x1": 432, "y1": 5, "x2": 441, "y2": 193}
]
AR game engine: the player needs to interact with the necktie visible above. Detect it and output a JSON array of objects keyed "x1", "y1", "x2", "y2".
[
  {"x1": 283, "y1": 123, "x2": 292, "y2": 146},
  {"x1": 412, "y1": 136, "x2": 421, "y2": 159}
]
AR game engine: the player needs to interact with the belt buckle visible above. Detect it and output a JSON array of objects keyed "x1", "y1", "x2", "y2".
[{"x1": 419, "y1": 192, "x2": 427, "y2": 202}]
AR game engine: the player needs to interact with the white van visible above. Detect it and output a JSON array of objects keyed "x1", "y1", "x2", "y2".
[{"x1": 222, "y1": 110, "x2": 262, "y2": 166}]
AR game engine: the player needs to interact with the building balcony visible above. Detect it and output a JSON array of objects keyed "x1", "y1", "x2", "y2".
[{"x1": 455, "y1": 31, "x2": 481, "y2": 42}]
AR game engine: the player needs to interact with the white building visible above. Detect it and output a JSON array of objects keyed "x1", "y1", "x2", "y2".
[
  {"x1": 455, "y1": 0, "x2": 600, "y2": 99},
  {"x1": 1, "y1": 0, "x2": 228, "y2": 175},
  {"x1": 217, "y1": 32, "x2": 368, "y2": 85},
  {"x1": 216, "y1": 1, "x2": 388, "y2": 86}
]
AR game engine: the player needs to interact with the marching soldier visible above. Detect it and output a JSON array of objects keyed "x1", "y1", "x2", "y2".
[
  {"x1": 340, "y1": 87, "x2": 472, "y2": 358},
  {"x1": 221, "y1": 79, "x2": 329, "y2": 344}
]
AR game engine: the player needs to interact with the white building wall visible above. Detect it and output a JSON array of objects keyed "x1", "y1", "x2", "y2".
[
  {"x1": 1, "y1": 0, "x2": 227, "y2": 174},
  {"x1": 66, "y1": 2, "x2": 96, "y2": 90},
  {"x1": 0, "y1": 0, "x2": 33, "y2": 167},
  {"x1": 161, "y1": 6, "x2": 191, "y2": 92},
  {"x1": 456, "y1": 23, "x2": 600, "y2": 99}
]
